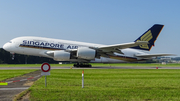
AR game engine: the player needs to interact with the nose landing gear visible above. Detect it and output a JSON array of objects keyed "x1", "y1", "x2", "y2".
[{"x1": 11, "y1": 52, "x2": 15, "y2": 60}]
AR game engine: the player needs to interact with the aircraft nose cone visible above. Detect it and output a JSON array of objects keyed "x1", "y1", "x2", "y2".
[{"x1": 3, "y1": 43, "x2": 11, "y2": 51}]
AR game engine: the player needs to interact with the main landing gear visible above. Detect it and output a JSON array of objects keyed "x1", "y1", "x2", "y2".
[{"x1": 73, "y1": 63, "x2": 92, "y2": 67}]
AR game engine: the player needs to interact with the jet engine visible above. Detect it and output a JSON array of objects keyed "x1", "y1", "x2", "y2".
[
  {"x1": 53, "y1": 51, "x2": 70, "y2": 61},
  {"x1": 77, "y1": 47, "x2": 96, "y2": 60}
]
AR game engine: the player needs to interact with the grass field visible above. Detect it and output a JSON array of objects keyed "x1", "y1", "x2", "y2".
[
  {"x1": 0, "y1": 70, "x2": 37, "y2": 81},
  {"x1": 29, "y1": 69, "x2": 180, "y2": 101},
  {"x1": 0, "y1": 63, "x2": 180, "y2": 67}
]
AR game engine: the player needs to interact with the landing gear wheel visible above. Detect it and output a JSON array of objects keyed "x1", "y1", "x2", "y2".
[
  {"x1": 73, "y1": 63, "x2": 92, "y2": 67},
  {"x1": 74, "y1": 63, "x2": 80, "y2": 67}
]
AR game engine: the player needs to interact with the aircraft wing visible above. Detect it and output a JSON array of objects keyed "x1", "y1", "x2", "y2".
[
  {"x1": 97, "y1": 41, "x2": 148, "y2": 54},
  {"x1": 135, "y1": 54, "x2": 175, "y2": 58}
]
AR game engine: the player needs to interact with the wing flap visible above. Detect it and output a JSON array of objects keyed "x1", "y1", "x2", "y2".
[
  {"x1": 98, "y1": 41, "x2": 148, "y2": 54},
  {"x1": 99, "y1": 41, "x2": 148, "y2": 50}
]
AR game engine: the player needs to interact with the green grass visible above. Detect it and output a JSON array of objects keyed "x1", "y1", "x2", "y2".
[
  {"x1": 0, "y1": 63, "x2": 180, "y2": 67},
  {"x1": 0, "y1": 70, "x2": 37, "y2": 81},
  {"x1": 30, "y1": 69, "x2": 180, "y2": 101}
]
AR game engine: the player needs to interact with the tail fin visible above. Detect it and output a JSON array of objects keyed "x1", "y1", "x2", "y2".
[{"x1": 131, "y1": 24, "x2": 164, "y2": 51}]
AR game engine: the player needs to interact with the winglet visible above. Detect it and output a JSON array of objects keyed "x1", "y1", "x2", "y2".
[{"x1": 131, "y1": 24, "x2": 164, "y2": 51}]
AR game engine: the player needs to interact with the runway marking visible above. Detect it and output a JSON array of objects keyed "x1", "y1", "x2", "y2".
[
  {"x1": 6, "y1": 75, "x2": 41, "y2": 83},
  {"x1": 0, "y1": 87, "x2": 29, "y2": 90}
]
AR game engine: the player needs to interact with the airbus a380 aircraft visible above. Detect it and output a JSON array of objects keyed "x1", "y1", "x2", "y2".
[{"x1": 3, "y1": 24, "x2": 174, "y2": 67}]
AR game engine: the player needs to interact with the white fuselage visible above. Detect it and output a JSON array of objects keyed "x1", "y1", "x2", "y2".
[{"x1": 3, "y1": 36, "x2": 148, "y2": 63}]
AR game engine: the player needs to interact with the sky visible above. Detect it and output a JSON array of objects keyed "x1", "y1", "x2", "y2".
[{"x1": 0, "y1": 0, "x2": 180, "y2": 56}]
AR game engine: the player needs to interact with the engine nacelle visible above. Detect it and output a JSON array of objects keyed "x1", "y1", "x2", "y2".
[
  {"x1": 53, "y1": 51, "x2": 70, "y2": 61},
  {"x1": 77, "y1": 47, "x2": 96, "y2": 60}
]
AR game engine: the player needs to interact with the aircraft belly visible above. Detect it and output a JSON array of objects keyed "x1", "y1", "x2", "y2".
[
  {"x1": 17, "y1": 47, "x2": 48, "y2": 57},
  {"x1": 91, "y1": 57, "x2": 126, "y2": 63}
]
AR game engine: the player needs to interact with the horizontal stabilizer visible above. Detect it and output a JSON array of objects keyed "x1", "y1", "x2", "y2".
[{"x1": 135, "y1": 54, "x2": 176, "y2": 58}]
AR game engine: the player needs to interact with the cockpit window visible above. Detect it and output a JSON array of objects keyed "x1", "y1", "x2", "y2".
[{"x1": 9, "y1": 41, "x2": 12, "y2": 43}]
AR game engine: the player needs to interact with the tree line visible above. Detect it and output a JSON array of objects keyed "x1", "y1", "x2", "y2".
[{"x1": 0, "y1": 48, "x2": 58, "y2": 64}]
